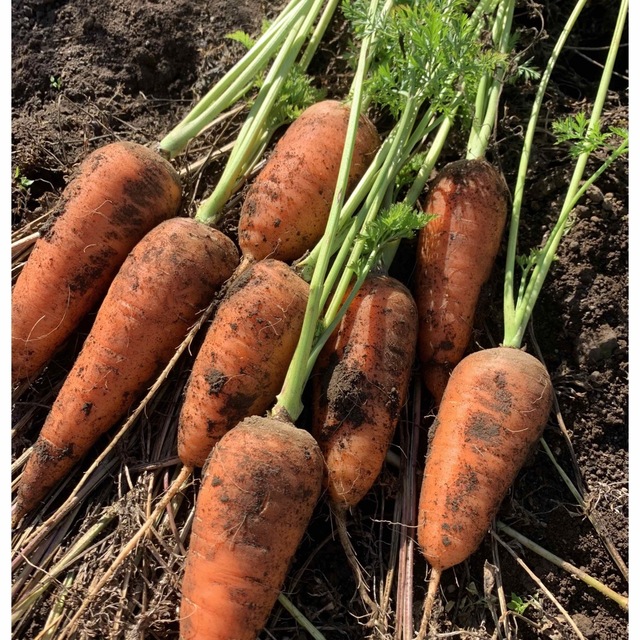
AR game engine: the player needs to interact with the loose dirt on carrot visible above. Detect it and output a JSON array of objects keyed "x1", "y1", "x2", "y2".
[{"x1": 11, "y1": 1, "x2": 628, "y2": 639}]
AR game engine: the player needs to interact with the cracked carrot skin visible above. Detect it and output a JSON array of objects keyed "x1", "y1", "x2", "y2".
[
  {"x1": 12, "y1": 218, "x2": 239, "y2": 525},
  {"x1": 179, "y1": 416, "x2": 323, "y2": 640},
  {"x1": 311, "y1": 273, "x2": 418, "y2": 508},
  {"x1": 414, "y1": 159, "x2": 508, "y2": 405},
  {"x1": 238, "y1": 99, "x2": 380, "y2": 263},
  {"x1": 417, "y1": 347, "x2": 553, "y2": 572},
  {"x1": 12, "y1": 141, "x2": 182, "y2": 386},
  {"x1": 177, "y1": 259, "x2": 309, "y2": 468}
]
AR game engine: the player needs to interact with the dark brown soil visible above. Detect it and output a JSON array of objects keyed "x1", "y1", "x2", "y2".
[{"x1": 11, "y1": 1, "x2": 628, "y2": 639}]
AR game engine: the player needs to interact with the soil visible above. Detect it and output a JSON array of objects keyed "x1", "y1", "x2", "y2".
[{"x1": 10, "y1": 1, "x2": 629, "y2": 639}]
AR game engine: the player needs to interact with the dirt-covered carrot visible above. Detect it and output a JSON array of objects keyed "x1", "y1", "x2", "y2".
[
  {"x1": 12, "y1": 141, "x2": 182, "y2": 387},
  {"x1": 12, "y1": 217, "x2": 239, "y2": 525},
  {"x1": 311, "y1": 272, "x2": 418, "y2": 508},
  {"x1": 177, "y1": 259, "x2": 309, "y2": 468},
  {"x1": 179, "y1": 417, "x2": 323, "y2": 640},
  {"x1": 237, "y1": 99, "x2": 380, "y2": 264},
  {"x1": 417, "y1": 346, "x2": 553, "y2": 610},
  {"x1": 413, "y1": 159, "x2": 508, "y2": 404}
]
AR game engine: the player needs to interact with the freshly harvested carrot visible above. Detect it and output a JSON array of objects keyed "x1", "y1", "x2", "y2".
[
  {"x1": 237, "y1": 99, "x2": 380, "y2": 264},
  {"x1": 12, "y1": 217, "x2": 239, "y2": 525},
  {"x1": 413, "y1": 159, "x2": 508, "y2": 405},
  {"x1": 416, "y1": 346, "x2": 553, "y2": 624},
  {"x1": 12, "y1": 141, "x2": 182, "y2": 387},
  {"x1": 177, "y1": 259, "x2": 309, "y2": 468},
  {"x1": 311, "y1": 273, "x2": 418, "y2": 508},
  {"x1": 179, "y1": 415, "x2": 323, "y2": 640}
]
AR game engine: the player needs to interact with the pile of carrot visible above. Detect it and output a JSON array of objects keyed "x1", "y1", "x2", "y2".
[{"x1": 10, "y1": 0, "x2": 629, "y2": 637}]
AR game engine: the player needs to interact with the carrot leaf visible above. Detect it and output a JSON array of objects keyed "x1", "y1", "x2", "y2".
[{"x1": 355, "y1": 202, "x2": 429, "y2": 271}]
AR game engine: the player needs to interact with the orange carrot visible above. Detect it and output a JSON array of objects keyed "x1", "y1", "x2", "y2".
[
  {"x1": 177, "y1": 259, "x2": 308, "y2": 468},
  {"x1": 12, "y1": 217, "x2": 239, "y2": 525},
  {"x1": 311, "y1": 273, "x2": 418, "y2": 508},
  {"x1": 416, "y1": 346, "x2": 553, "y2": 625},
  {"x1": 179, "y1": 415, "x2": 323, "y2": 640},
  {"x1": 12, "y1": 141, "x2": 182, "y2": 387},
  {"x1": 237, "y1": 99, "x2": 380, "y2": 264},
  {"x1": 413, "y1": 159, "x2": 508, "y2": 405}
]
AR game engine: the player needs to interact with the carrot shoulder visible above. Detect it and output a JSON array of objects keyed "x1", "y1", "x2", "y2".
[
  {"x1": 238, "y1": 99, "x2": 380, "y2": 264},
  {"x1": 311, "y1": 273, "x2": 418, "y2": 508},
  {"x1": 417, "y1": 346, "x2": 553, "y2": 572},
  {"x1": 13, "y1": 217, "x2": 239, "y2": 525},
  {"x1": 177, "y1": 259, "x2": 309, "y2": 468},
  {"x1": 414, "y1": 159, "x2": 508, "y2": 404},
  {"x1": 179, "y1": 416, "x2": 323, "y2": 640},
  {"x1": 12, "y1": 141, "x2": 182, "y2": 386}
]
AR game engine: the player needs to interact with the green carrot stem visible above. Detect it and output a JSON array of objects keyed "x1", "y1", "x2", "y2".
[
  {"x1": 158, "y1": 0, "x2": 305, "y2": 157},
  {"x1": 503, "y1": 0, "x2": 628, "y2": 347},
  {"x1": 466, "y1": 0, "x2": 515, "y2": 160},
  {"x1": 298, "y1": 0, "x2": 341, "y2": 71},
  {"x1": 40, "y1": 571, "x2": 75, "y2": 640},
  {"x1": 403, "y1": 110, "x2": 454, "y2": 206},
  {"x1": 277, "y1": 593, "x2": 328, "y2": 640},
  {"x1": 273, "y1": 0, "x2": 381, "y2": 422},
  {"x1": 502, "y1": 0, "x2": 589, "y2": 344}
]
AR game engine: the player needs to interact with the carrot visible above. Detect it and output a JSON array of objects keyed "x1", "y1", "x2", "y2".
[
  {"x1": 12, "y1": 141, "x2": 182, "y2": 387},
  {"x1": 179, "y1": 416, "x2": 323, "y2": 640},
  {"x1": 12, "y1": 217, "x2": 239, "y2": 525},
  {"x1": 311, "y1": 273, "x2": 418, "y2": 508},
  {"x1": 413, "y1": 158, "x2": 508, "y2": 405},
  {"x1": 177, "y1": 259, "x2": 309, "y2": 468},
  {"x1": 416, "y1": 346, "x2": 553, "y2": 629},
  {"x1": 237, "y1": 99, "x2": 380, "y2": 264}
]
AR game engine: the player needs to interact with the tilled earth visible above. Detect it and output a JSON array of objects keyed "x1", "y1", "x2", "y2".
[{"x1": 11, "y1": 1, "x2": 629, "y2": 639}]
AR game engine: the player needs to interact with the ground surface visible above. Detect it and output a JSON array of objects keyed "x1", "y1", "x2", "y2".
[{"x1": 11, "y1": 1, "x2": 629, "y2": 639}]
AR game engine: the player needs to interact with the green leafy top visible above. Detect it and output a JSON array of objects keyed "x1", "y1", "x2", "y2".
[
  {"x1": 355, "y1": 201, "x2": 429, "y2": 272},
  {"x1": 344, "y1": 0, "x2": 504, "y2": 120},
  {"x1": 552, "y1": 112, "x2": 629, "y2": 157}
]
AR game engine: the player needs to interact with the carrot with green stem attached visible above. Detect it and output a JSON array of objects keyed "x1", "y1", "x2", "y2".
[
  {"x1": 413, "y1": 0, "x2": 514, "y2": 405},
  {"x1": 192, "y1": 0, "x2": 343, "y2": 226},
  {"x1": 177, "y1": 258, "x2": 310, "y2": 468},
  {"x1": 310, "y1": 269, "x2": 418, "y2": 509},
  {"x1": 416, "y1": 0, "x2": 628, "y2": 632},
  {"x1": 237, "y1": 98, "x2": 381, "y2": 265}
]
